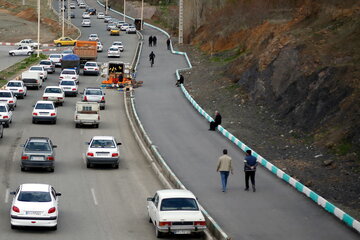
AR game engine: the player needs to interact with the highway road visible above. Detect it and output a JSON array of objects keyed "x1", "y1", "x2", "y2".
[
  {"x1": 0, "y1": 46, "x2": 26, "y2": 71},
  {"x1": 0, "y1": 3, "x2": 178, "y2": 240}
]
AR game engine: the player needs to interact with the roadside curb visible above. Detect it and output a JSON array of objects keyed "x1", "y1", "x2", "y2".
[{"x1": 0, "y1": 42, "x2": 55, "y2": 47}]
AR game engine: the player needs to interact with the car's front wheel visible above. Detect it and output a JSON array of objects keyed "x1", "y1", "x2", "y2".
[{"x1": 56, "y1": 43, "x2": 61, "y2": 47}]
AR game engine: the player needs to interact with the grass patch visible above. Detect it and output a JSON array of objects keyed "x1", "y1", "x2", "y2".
[
  {"x1": 0, "y1": 53, "x2": 47, "y2": 87},
  {"x1": 335, "y1": 141, "x2": 353, "y2": 156},
  {"x1": 225, "y1": 84, "x2": 240, "y2": 91},
  {"x1": 210, "y1": 47, "x2": 247, "y2": 63}
]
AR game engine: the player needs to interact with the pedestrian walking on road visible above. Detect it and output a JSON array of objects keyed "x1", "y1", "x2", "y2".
[
  {"x1": 152, "y1": 36, "x2": 157, "y2": 47},
  {"x1": 167, "y1": 38, "x2": 171, "y2": 50},
  {"x1": 149, "y1": 51, "x2": 155, "y2": 67},
  {"x1": 244, "y1": 150, "x2": 258, "y2": 192},
  {"x1": 216, "y1": 149, "x2": 233, "y2": 192},
  {"x1": 148, "y1": 36, "x2": 153, "y2": 47},
  {"x1": 209, "y1": 111, "x2": 222, "y2": 131},
  {"x1": 176, "y1": 74, "x2": 184, "y2": 87}
]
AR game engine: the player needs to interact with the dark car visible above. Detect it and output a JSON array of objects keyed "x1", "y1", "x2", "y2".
[
  {"x1": 70, "y1": 12, "x2": 75, "y2": 18},
  {"x1": 87, "y1": 8, "x2": 96, "y2": 15},
  {"x1": 20, "y1": 137, "x2": 57, "y2": 172}
]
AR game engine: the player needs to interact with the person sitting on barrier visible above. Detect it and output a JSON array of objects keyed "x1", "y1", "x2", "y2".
[
  {"x1": 209, "y1": 111, "x2": 221, "y2": 131},
  {"x1": 175, "y1": 74, "x2": 184, "y2": 87}
]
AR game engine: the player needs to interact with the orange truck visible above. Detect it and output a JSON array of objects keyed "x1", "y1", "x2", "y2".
[{"x1": 73, "y1": 41, "x2": 97, "y2": 65}]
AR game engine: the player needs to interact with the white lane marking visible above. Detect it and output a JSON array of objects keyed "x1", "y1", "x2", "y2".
[
  {"x1": 90, "y1": 188, "x2": 98, "y2": 206},
  {"x1": 82, "y1": 153, "x2": 86, "y2": 165},
  {"x1": 5, "y1": 188, "x2": 10, "y2": 203}
]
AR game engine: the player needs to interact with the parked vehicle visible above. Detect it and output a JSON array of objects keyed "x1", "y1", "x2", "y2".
[
  {"x1": 85, "y1": 136, "x2": 121, "y2": 168},
  {"x1": 10, "y1": 183, "x2": 61, "y2": 230},
  {"x1": 82, "y1": 87, "x2": 105, "y2": 110},
  {"x1": 5, "y1": 81, "x2": 27, "y2": 99},
  {"x1": 73, "y1": 41, "x2": 97, "y2": 65},
  {"x1": 74, "y1": 101, "x2": 100, "y2": 128},
  {"x1": 59, "y1": 79, "x2": 78, "y2": 96},
  {"x1": 29, "y1": 65, "x2": 48, "y2": 80},
  {"x1": 48, "y1": 54, "x2": 63, "y2": 67},
  {"x1": 0, "y1": 90, "x2": 17, "y2": 110},
  {"x1": 147, "y1": 189, "x2": 207, "y2": 238},
  {"x1": 20, "y1": 137, "x2": 57, "y2": 172},
  {"x1": 0, "y1": 103, "x2": 13, "y2": 128},
  {"x1": 15, "y1": 39, "x2": 40, "y2": 48},
  {"x1": 32, "y1": 101, "x2": 57, "y2": 124},
  {"x1": 9, "y1": 46, "x2": 34, "y2": 56},
  {"x1": 42, "y1": 86, "x2": 65, "y2": 106},
  {"x1": 39, "y1": 60, "x2": 56, "y2": 73},
  {"x1": 21, "y1": 71, "x2": 42, "y2": 89},
  {"x1": 83, "y1": 62, "x2": 100, "y2": 75}
]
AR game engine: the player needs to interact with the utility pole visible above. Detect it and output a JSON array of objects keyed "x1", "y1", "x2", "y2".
[
  {"x1": 62, "y1": 0, "x2": 65, "y2": 37},
  {"x1": 37, "y1": 0, "x2": 40, "y2": 57},
  {"x1": 22, "y1": 0, "x2": 25, "y2": 5},
  {"x1": 58, "y1": 0, "x2": 61, "y2": 23},
  {"x1": 141, "y1": 0, "x2": 144, "y2": 30},
  {"x1": 178, "y1": 0, "x2": 183, "y2": 44},
  {"x1": 105, "y1": 0, "x2": 108, "y2": 15},
  {"x1": 123, "y1": 0, "x2": 126, "y2": 22},
  {"x1": 67, "y1": 0, "x2": 71, "y2": 24}
]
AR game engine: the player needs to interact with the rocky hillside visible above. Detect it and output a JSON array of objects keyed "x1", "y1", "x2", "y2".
[{"x1": 189, "y1": 0, "x2": 360, "y2": 157}]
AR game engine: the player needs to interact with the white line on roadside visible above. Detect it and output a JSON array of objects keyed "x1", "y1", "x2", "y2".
[
  {"x1": 4, "y1": 188, "x2": 10, "y2": 203},
  {"x1": 90, "y1": 188, "x2": 98, "y2": 206},
  {"x1": 82, "y1": 153, "x2": 86, "y2": 165}
]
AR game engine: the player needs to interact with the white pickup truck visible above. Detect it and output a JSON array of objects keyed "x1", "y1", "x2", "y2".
[{"x1": 74, "y1": 102, "x2": 100, "y2": 128}]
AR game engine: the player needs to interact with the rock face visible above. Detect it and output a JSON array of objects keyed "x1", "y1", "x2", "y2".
[{"x1": 187, "y1": 0, "x2": 360, "y2": 152}]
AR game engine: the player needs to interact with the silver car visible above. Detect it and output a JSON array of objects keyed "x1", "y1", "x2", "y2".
[
  {"x1": 82, "y1": 19, "x2": 91, "y2": 27},
  {"x1": 82, "y1": 87, "x2": 105, "y2": 110},
  {"x1": 20, "y1": 137, "x2": 57, "y2": 172},
  {"x1": 39, "y1": 60, "x2": 56, "y2": 73}
]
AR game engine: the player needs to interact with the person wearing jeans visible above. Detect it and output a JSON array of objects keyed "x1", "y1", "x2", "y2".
[
  {"x1": 216, "y1": 149, "x2": 233, "y2": 192},
  {"x1": 244, "y1": 150, "x2": 258, "y2": 192}
]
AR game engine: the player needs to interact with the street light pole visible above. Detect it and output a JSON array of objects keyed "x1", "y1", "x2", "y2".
[
  {"x1": 178, "y1": 0, "x2": 183, "y2": 44},
  {"x1": 141, "y1": 0, "x2": 144, "y2": 30},
  {"x1": 37, "y1": 0, "x2": 40, "y2": 57},
  {"x1": 62, "y1": 0, "x2": 65, "y2": 37},
  {"x1": 123, "y1": 0, "x2": 126, "y2": 22},
  {"x1": 105, "y1": 0, "x2": 108, "y2": 15}
]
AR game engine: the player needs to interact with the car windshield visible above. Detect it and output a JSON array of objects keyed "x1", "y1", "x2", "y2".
[
  {"x1": 86, "y1": 63, "x2": 97, "y2": 67},
  {"x1": 50, "y1": 55, "x2": 61, "y2": 58},
  {"x1": 35, "y1": 103, "x2": 54, "y2": 109},
  {"x1": 7, "y1": 82, "x2": 21, "y2": 87},
  {"x1": 30, "y1": 67, "x2": 42, "y2": 71},
  {"x1": 90, "y1": 140, "x2": 116, "y2": 148},
  {"x1": 0, "y1": 92, "x2": 11, "y2": 97},
  {"x1": 18, "y1": 191, "x2": 51, "y2": 202},
  {"x1": 160, "y1": 198, "x2": 199, "y2": 211},
  {"x1": 60, "y1": 81, "x2": 75, "y2": 86},
  {"x1": 62, "y1": 70, "x2": 75, "y2": 75},
  {"x1": 63, "y1": 50, "x2": 72, "y2": 54},
  {"x1": 40, "y1": 61, "x2": 51, "y2": 65},
  {"x1": 85, "y1": 89, "x2": 102, "y2": 95},
  {"x1": 113, "y1": 42, "x2": 122, "y2": 45},
  {"x1": 109, "y1": 48, "x2": 118, "y2": 51},
  {"x1": 0, "y1": 106, "x2": 7, "y2": 112},
  {"x1": 25, "y1": 141, "x2": 51, "y2": 152},
  {"x1": 45, "y1": 88, "x2": 61, "y2": 93}
]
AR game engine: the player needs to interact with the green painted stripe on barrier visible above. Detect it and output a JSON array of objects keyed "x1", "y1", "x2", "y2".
[
  {"x1": 295, "y1": 182, "x2": 304, "y2": 192},
  {"x1": 282, "y1": 173, "x2": 291, "y2": 183},
  {"x1": 343, "y1": 214, "x2": 354, "y2": 226},
  {"x1": 310, "y1": 191, "x2": 319, "y2": 202},
  {"x1": 325, "y1": 202, "x2": 336, "y2": 214},
  {"x1": 271, "y1": 166, "x2": 278, "y2": 174}
]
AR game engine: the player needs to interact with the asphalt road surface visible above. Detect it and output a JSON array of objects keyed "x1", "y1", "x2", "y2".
[
  {"x1": 0, "y1": 46, "x2": 26, "y2": 71},
  {"x1": 0, "y1": 3, "x2": 187, "y2": 240}
]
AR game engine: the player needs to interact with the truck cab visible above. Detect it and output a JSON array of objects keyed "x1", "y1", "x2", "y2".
[{"x1": 74, "y1": 102, "x2": 100, "y2": 128}]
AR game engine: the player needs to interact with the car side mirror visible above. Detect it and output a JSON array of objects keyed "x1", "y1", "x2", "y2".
[
  {"x1": 52, "y1": 145, "x2": 57, "y2": 148},
  {"x1": 85, "y1": 142, "x2": 90, "y2": 145},
  {"x1": 10, "y1": 191, "x2": 16, "y2": 195},
  {"x1": 117, "y1": 142, "x2": 122, "y2": 145},
  {"x1": 147, "y1": 197, "x2": 154, "y2": 202},
  {"x1": 56, "y1": 192, "x2": 62, "y2": 196}
]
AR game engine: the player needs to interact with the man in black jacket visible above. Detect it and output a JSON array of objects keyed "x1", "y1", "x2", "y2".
[
  {"x1": 244, "y1": 150, "x2": 258, "y2": 192},
  {"x1": 209, "y1": 111, "x2": 221, "y2": 131}
]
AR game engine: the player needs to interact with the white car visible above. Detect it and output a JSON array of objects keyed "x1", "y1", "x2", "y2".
[
  {"x1": 120, "y1": 23, "x2": 130, "y2": 31},
  {"x1": 15, "y1": 39, "x2": 40, "y2": 48},
  {"x1": 82, "y1": 19, "x2": 91, "y2": 27},
  {"x1": 147, "y1": 189, "x2": 207, "y2": 238},
  {"x1": 32, "y1": 101, "x2": 57, "y2": 124},
  {"x1": 59, "y1": 79, "x2": 78, "y2": 96},
  {"x1": 82, "y1": 12, "x2": 90, "y2": 19},
  {"x1": 79, "y1": 3, "x2": 86, "y2": 8},
  {"x1": 97, "y1": 41, "x2": 103, "y2": 52},
  {"x1": 126, "y1": 26, "x2": 137, "y2": 34},
  {"x1": 85, "y1": 136, "x2": 121, "y2": 168},
  {"x1": 42, "y1": 86, "x2": 65, "y2": 106},
  {"x1": 0, "y1": 103, "x2": 13, "y2": 128},
  {"x1": 111, "y1": 41, "x2": 124, "y2": 52},
  {"x1": 88, "y1": 33, "x2": 99, "y2": 41},
  {"x1": 5, "y1": 80, "x2": 27, "y2": 99},
  {"x1": 83, "y1": 62, "x2": 100, "y2": 75},
  {"x1": 9, "y1": 46, "x2": 34, "y2": 56},
  {"x1": 97, "y1": 12, "x2": 105, "y2": 19},
  {"x1": 29, "y1": 65, "x2": 48, "y2": 80},
  {"x1": 107, "y1": 47, "x2": 121, "y2": 58},
  {"x1": 10, "y1": 183, "x2": 61, "y2": 230},
  {"x1": 0, "y1": 90, "x2": 17, "y2": 110},
  {"x1": 70, "y1": 3, "x2": 76, "y2": 9},
  {"x1": 61, "y1": 49, "x2": 73, "y2": 57},
  {"x1": 116, "y1": 21, "x2": 125, "y2": 28},
  {"x1": 48, "y1": 54, "x2": 63, "y2": 67},
  {"x1": 59, "y1": 69, "x2": 79, "y2": 83}
]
